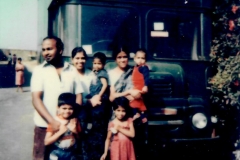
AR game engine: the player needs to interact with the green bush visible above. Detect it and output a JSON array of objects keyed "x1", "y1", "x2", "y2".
[
  {"x1": 210, "y1": 0, "x2": 240, "y2": 153},
  {"x1": 210, "y1": 0, "x2": 240, "y2": 110}
]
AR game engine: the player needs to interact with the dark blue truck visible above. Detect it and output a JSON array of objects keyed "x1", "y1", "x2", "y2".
[{"x1": 47, "y1": 0, "x2": 225, "y2": 159}]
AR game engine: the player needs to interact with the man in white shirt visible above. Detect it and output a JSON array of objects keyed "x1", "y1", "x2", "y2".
[{"x1": 31, "y1": 36, "x2": 83, "y2": 160}]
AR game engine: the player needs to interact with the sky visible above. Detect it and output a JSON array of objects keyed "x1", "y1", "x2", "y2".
[{"x1": 0, "y1": 0, "x2": 38, "y2": 50}]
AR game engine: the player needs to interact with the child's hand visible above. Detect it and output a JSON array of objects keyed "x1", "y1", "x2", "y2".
[
  {"x1": 141, "y1": 86, "x2": 148, "y2": 94},
  {"x1": 59, "y1": 124, "x2": 68, "y2": 134},
  {"x1": 100, "y1": 153, "x2": 107, "y2": 160},
  {"x1": 110, "y1": 127, "x2": 118, "y2": 134},
  {"x1": 68, "y1": 118, "x2": 77, "y2": 133}
]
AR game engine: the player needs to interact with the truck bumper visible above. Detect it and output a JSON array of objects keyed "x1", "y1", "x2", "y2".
[
  {"x1": 147, "y1": 136, "x2": 230, "y2": 160},
  {"x1": 170, "y1": 135, "x2": 220, "y2": 143}
]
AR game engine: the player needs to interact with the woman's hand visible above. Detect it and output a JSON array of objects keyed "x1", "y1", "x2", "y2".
[
  {"x1": 89, "y1": 95, "x2": 101, "y2": 107},
  {"x1": 129, "y1": 89, "x2": 141, "y2": 99},
  {"x1": 125, "y1": 95, "x2": 134, "y2": 101}
]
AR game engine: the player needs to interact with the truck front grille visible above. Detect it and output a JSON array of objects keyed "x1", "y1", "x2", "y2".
[{"x1": 148, "y1": 72, "x2": 175, "y2": 102}]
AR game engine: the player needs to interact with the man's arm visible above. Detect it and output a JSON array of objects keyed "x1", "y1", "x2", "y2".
[
  {"x1": 44, "y1": 124, "x2": 68, "y2": 146},
  {"x1": 32, "y1": 91, "x2": 60, "y2": 132},
  {"x1": 76, "y1": 93, "x2": 82, "y2": 106}
]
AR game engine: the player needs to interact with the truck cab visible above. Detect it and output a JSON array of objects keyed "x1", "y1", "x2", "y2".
[{"x1": 48, "y1": 0, "x2": 221, "y2": 159}]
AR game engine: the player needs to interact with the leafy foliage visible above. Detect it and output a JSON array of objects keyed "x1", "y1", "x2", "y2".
[
  {"x1": 210, "y1": 0, "x2": 240, "y2": 153},
  {"x1": 210, "y1": 0, "x2": 240, "y2": 110}
]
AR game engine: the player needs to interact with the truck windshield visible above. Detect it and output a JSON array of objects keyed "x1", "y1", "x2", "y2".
[
  {"x1": 52, "y1": 3, "x2": 209, "y2": 60},
  {"x1": 147, "y1": 10, "x2": 201, "y2": 60},
  {"x1": 81, "y1": 5, "x2": 139, "y2": 57}
]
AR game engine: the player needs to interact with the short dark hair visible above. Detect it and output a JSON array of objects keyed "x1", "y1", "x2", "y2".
[
  {"x1": 58, "y1": 93, "x2": 79, "y2": 118},
  {"x1": 58, "y1": 92, "x2": 76, "y2": 106},
  {"x1": 136, "y1": 48, "x2": 148, "y2": 60},
  {"x1": 93, "y1": 52, "x2": 107, "y2": 65},
  {"x1": 71, "y1": 47, "x2": 88, "y2": 60},
  {"x1": 112, "y1": 97, "x2": 132, "y2": 120},
  {"x1": 112, "y1": 45, "x2": 130, "y2": 60},
  {"x1": 17, "y1": 57, "x2": 22, "y2": 61},
  {"x1": 43, "y1": 36, "x2": 64, "y2": 52}
]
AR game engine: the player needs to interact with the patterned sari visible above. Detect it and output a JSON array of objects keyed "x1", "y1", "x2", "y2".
[
  {"x1": 114, "y1": 65, "x2": 133, "y2": 93},
  {"x1": 114, "y1": 65, "x2": 148, "y2": 160}
]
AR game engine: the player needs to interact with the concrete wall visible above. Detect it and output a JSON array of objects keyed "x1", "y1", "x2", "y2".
[{"x1": 0, "y1": 49, "x2": 37, "y2": 61}]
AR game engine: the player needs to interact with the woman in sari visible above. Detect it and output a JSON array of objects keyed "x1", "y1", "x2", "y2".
[
  {"x1": 15, "y1": 57, "x2": 24, "y2": 92},
  {"x1": 108, "y1": 46, "x2": 140, "y2": 102},
  {"x1": 71, "y1": 47, "x2": 110, "y2": 160},
  {"x1": 108, "y1": 46, "x2": 147, "y2": 160}
]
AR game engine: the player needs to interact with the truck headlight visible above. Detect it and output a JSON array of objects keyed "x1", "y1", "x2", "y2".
[{"x1": 192, "y1": 113, "x2": 207, "y2": 129}]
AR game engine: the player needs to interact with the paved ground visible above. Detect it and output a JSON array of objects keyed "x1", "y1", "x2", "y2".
[
  {"x1": 0, "y1": 87, "x2": 34, "y2": 160},
  {"x1": 0, "y1": 62, "x2": 37, "y2": 160}
]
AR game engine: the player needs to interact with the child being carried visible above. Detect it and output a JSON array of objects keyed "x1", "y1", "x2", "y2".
[{"x1": 130, "y1": 49, "x2": 150, "y2": 123}]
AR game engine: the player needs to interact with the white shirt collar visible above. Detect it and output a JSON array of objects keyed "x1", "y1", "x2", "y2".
[{"x1": 41, "y1": 60, "x2": 71, "y2": 70}]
